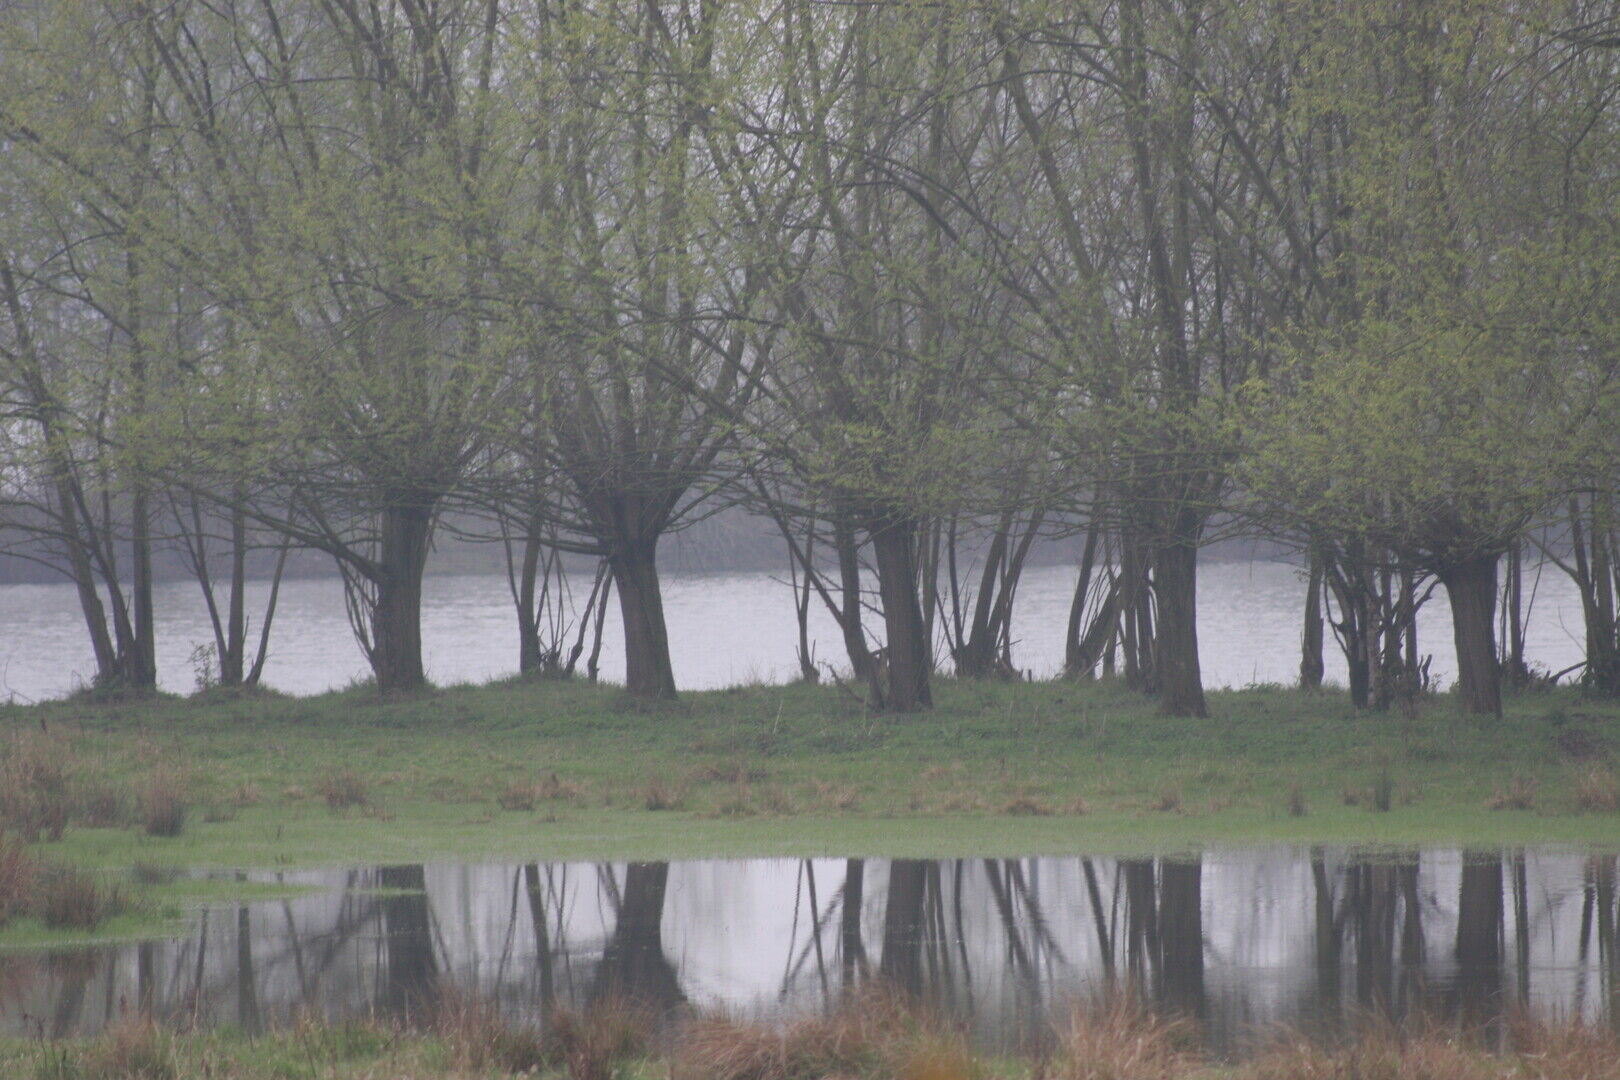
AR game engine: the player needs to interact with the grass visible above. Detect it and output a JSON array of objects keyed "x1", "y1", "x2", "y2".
[
  {"x1": 4, "y1": 989, "x2": 1619, "y2": 1080},
  {"x1": 0, "y1": 677, "x2": 1612, "y2": 886}
]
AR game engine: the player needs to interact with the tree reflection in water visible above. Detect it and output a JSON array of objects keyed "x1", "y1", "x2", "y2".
[{"x1": 0, "y1": 850, "x2": 1615, "y2": 1056}]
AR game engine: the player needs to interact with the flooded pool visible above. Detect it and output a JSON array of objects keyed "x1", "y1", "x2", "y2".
[{"x1": 3, "y1": 848, "x2": 1615, "y2": 1055}]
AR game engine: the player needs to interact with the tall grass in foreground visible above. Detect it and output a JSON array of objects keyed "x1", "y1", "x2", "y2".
[{"x1": 24, "y1": 985, "x2": 1620, "y2": 1080}]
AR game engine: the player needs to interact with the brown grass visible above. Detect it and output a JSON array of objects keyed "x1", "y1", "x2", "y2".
[
  {"x1": 77, "y1": 784, "x2": 128, "y2": 829},
  {"x1": 812, "y1": 780, "x2": 860, "y2": 811},
  {"x1": 36, "y1": 866, "x2": 128, "y2": 930},
  {"x1": 0, "y1": 833, "x2": 40, "y2": 927},
  {"x1": 436, "y1": 988, "x2": 651, "y2": 1080},
  {"x1": 671, "y1": 987, "x2": 936, "y2": 1080},
  {"x1": 80, "y1": 1014, "x2": 177, "y2": 1080},
  {"x1": 1065, "y1": 796, "x2": 1091, "y2": 815},
  {"x1": 1572, "y1": 762, "x2": 1620, "y2": 812},
  {"x1": 1051, "y1": 992, "x2": 1194, "y2": 1080},
  {"x1": 714, "y1": 785, "x2": 755, "y2": 817},
  {"x1": 1486, "y1": 775, "x2": 1537, "y2": 811},
  {"x1": 228, "y1": 782, "x2": 263, "y2": 808},
  {"x1": 643, "y1": 778, "x2": 688, "y2": 811},
  {"x1": 0, "y1": 732, "x2": 73, "y2": 842},
  {"x1": 759, "y1": 786, "x2": 795, "y2": 814},
  {"x1": 1002, "y1": 794, "x2": 1053, "y2": 816},
  {"x1": 538, "y1": 771, "x2": 583, "y2": 801},
  {"x1": 1286, "y1": 783, "x2": 1309, "y2": 817},
  {"x1": 697, "y1": 758, "x2": 769, "y2": 785},
  {"x1": 137, "y1": 770, "x2": 190, "y2": 837},
  {"x1": 316, "y1": 768, "x2": 370, "y2": 811},
  {"x1": 496, "y1": 780, "x2": 540, "y2": 811},
  {"x1": 1149, "y1": 785, "x2": 1183, "y2": 813}
]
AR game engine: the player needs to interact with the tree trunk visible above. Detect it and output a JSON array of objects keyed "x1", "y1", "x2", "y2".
[
  {"x1": 1152, "y1": 538, "x2": 1207, "y2": 717},
  {"x1": 222, "y1": 504, "x2": 248, "y2": 686},
  {"x1": 1438, "y1": 552, "x2": 1502, "y2": 718},
  {"x1": 370, "y1": 503, "x2": 433, "y2": 692},
  {"x1": 870, "y1": 515, "x2": 932, "y2": 712},
  {"x1": 1300, "y1": 550, "x2": 1325, "y2": 690},
  {"x1": 833, "y1": 513, "x2": 880, "y2": 697},
  {"x1": 956, "y1": 520, "x2": 1010, "y2": 678},
  {"x1": 517, "y1": 531, "x2": 545, "y2": 674},
  {"x1": 610, "y1": 536, "x2": 677, "y2": 699}
]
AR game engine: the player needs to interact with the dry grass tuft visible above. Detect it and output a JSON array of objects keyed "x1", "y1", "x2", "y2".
[
  {"x1": 1149, "y1": 785, "x2": 1183, "y2": 813},
  {"x1": 229, "y1": 782, "x2": 263, "y2": 808},
  {"x1": 1572, "y1": 762, "x2": 1620, "y2": 813},
  {"x1": 672, "y1": 986, "x2": 937, "y2": 1080},
  {"x1": 697, "y1": 758, "x2": 769, "y2": 785},
  {"x1": 1065, "y1": 796, "x2": 1091, "y2": 815},
  {"x1": 1486, "y1": 775, "x2": 1537, "y2": 811},
  {"x1": 36, "y1": 866, "x2": 128, "y2": 930},
  {"x1": 0, "y1": 732, "x2": 73, "y2": 842},
  {"x1": 643, "y1": 777, "x2": 688, "y2": 811},
  {"x1": 812, "y1": 780, "x2": 860, "y2": 811},
  {"x1": 714, "y1": 784, "x2": 755, "y2": 817},
  {"x1": 316, "y1": 768, "x2": 370, "y2": 811},
  {"x1": 1002, "y1": 794, "x2": 1052, "y2": 816},
  {"x1": 547, "y1": 996, "x2": 654, "y2": 1080},
  {"x1": 137, "y1": 770, "x2": 189, "y2": 838},
  {"x1": 0, "y1": 833, "x2": 40, "y2": 927},
  {"x1": 759, "y1": 786, "x2": 795, "y2": 815},
  {"x1": 496, "y1": 780, "x2": 540, "y2": 812},
  {"x1": 538, "y1": 771, "x2": 583, "y2": 802},
  {"x1": 434, "y1": 988, "x2": 550, "y2": 1074},
  {"x1": 1285, "y1": 783, "x2": 1309, "y2": 818},
  {"x1": 77, "y1": 784, "x2": 127, "y2": 829},
  {"x1": 1052, "y1": 991, "x2": 1194, "y2": 1080},
  {"x1": 80, "y1": 1014, "x2": 177, "y2": 1080}
]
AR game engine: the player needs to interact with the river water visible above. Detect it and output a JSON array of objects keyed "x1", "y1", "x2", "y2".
[
  {"x1": 1, "y1": 848, "x2": 1614, "y2": 1055},
  {"x1": 0, "y1": 560, "x2": 1590, "y2": 702}
]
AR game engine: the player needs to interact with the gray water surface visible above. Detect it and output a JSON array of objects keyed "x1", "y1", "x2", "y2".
[
  {"x1": 3, "y1": 848, "x2": 1615, "y2": 1055},
  {"x1": 0, "y1": 560, "x2": 1590, "y2": 701}
]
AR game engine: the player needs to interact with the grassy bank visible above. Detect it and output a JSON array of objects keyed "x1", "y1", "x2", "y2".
[
  {"x1": 4, "y1": 990, "x2": 1618, "y2": 1080},
  {"x1": 0, "y1": 676, "x2": 1613, "y2": 879}
]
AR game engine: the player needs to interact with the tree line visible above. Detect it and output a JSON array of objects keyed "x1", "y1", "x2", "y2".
[{"x1": 0, "y1": 0, "x2": 1616, "y2": 718}]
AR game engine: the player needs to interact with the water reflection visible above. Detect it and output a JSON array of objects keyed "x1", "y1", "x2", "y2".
[{"x1": 2, "y1": 849, "x2": 1616, "y2": 1055}]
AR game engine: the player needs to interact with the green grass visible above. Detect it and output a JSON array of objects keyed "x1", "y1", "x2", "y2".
[{"x1": 0, "y1": 675, "x2": 1614, "y2": 884}]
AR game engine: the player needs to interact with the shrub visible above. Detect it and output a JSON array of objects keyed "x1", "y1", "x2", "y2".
[{"x1": 317, "y1": 768, "x2": 370, "y2": 811}]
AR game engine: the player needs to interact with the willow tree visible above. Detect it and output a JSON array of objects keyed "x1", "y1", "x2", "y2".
[
  {"x1": 741, "y1": 0, "x2": 1023, "y2": 711},
  {"x1": 494, "y1": 0, "x2": 781, "y2": 699},
  {"x1": 116, "y1": 0, "x2": 515, "y2": 691},
  {"x1": 0, "y1": 3, "x2": 204, "y2": 690},
  {"x1": 1241, "y1": 0, "x2": 1619, "y2": 716}
]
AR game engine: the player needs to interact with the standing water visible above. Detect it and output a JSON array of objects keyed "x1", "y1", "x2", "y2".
[
  {"x1": 0, "y1": 560, "x2": 1590, "y2": 702},
  {"x1": 0, "y1": 848, "x2": 1614, "y2": 1057}
]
